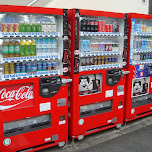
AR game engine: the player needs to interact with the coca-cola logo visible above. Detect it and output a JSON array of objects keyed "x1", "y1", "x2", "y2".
[{"x1": 0, "y1": 85, "x2": 34, "y2": 111}]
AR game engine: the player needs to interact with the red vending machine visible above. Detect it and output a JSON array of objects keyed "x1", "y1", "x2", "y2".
[
  {"x1": 68, "y1": 9, "x2": 129, "y2": 140},
  {"x1": 0, "y1": 5, "x2": 70, "y2": 152},
  {"x1": 124, "y1": 13, "x2": 152, "y2": 122}
]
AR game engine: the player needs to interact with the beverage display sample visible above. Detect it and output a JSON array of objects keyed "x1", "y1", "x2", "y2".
[
  {"x1": 79, "y1": 16, "x2": 123, "y2": 72},
  {"x1": 0, "y1": 12, "x2": 65, "y2": 80}
]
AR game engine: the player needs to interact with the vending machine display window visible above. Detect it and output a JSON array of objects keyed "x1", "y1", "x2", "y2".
[
  {"x1": 80, "y1": 100, "x2": 112, "y2": 118},
  {"x1": 3, "y1": 114, "x2": 51, "y2": 137},
  {"x1": 79, "y1": 73, "x2": 102, "y2": 96}
]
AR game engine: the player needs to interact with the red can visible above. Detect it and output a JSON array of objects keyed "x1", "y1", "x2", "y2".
[
  {"x1": 109, "y1": 24, "x2": 112, "y2": 32},
  {"x1": 98, "y1": 20, "x2": 106, "y2": 32},
  {"x1": 105, "y1": 44, "x2": 109, "y2": 51},
  {"x1": 105, "y1": 24, "x2": 109, "y2": 32},
  {"x1": 109, "y1": 44, "x2": 112, "y2": 51}
]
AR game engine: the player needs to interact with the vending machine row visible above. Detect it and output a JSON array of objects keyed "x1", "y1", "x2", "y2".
[
  {"x1": 1, "y1": 5, "x2": 152, "y2": 152},
  {"x1": 0, "y1": 5, "x2": 72, "y2": 152}
]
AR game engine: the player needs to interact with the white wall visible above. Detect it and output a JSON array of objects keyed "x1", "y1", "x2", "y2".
[{"x1": 45, "y1": 0, "x2": 149, "y2": 14}]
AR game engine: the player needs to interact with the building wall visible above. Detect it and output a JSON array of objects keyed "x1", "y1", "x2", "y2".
[{"x1": 45, "y1": 0, "x2": 149, "y2": 14}]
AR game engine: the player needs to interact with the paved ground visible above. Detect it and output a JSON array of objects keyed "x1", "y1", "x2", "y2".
[{"x1": 39, "y1": 115, "x2": 152, "y2": 152}]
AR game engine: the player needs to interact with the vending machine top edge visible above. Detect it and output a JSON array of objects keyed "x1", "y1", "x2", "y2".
[
  {"x1": 0, "y1": 4, "x2": 70, "y2": 152},
  {"x1": 124, "y1": 13, "x2": 152, "y2": 122}
]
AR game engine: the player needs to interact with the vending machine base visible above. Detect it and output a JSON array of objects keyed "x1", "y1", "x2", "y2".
[{"x1": 71, "y1": 123, "x2": 122, "y2": 140}]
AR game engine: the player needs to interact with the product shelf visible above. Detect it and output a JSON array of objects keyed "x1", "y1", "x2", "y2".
[
  {"x1": 133, "y1": 59, "x2": 152, "y2": 65},
  {"x1": 1, "y1": 70, "x2": 60, "y2": 81},
  {"x1": 80, "y1": 51, "x2": 121, "y2": 57},
  {"x1": 134, "y1": 49, "x2": 152, "y2": 53},
  {"x1": 80, "y1": 63, "x2": 120, "y2": 71},
  {"x1": 134, "y1": 32, "x2": 152, "y2": 36},
  {"x1": 0, "y1": 32, "x2": 60, "y2": 38},
  {"x1": 0, "y1": 54, "x2": 60, "y2": 63},
  {"x1": 79, "y1": 32, "x2": 121, "y2": 37}
]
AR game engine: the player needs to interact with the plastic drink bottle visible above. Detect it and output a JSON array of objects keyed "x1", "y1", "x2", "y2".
[
  {"x1": 20, "y1": 40, "x2": 26, "y2": 56},
  {"x1": 8, "y1": 39, "x2": 15, "y2": 57},
  {"x1": 2, "y1": 39, "x2": 9, "y2": 58},
  {"x1": 25, "y1": 39, "x2": 31, "y2": 56},
  {"x1": 31, "y1": 22, "x2": 37, "y2": 32},
  {"x1": 30, "y1": 39, "x2": 36, "y2": 56},
  {"x1": 36, "y1": 22, "x2": 42, "y2": 32},
  {"x1": 14, "y1": 40, "x2": 20, "y2": 57},
  {"x1": 19, "y1": 21, "x2": 25, "y2": 32},
  {"x1": 25, "y1": 21, "x2": 31, "y2": 32}
]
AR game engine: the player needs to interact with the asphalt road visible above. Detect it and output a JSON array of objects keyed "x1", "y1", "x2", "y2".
[
  {"x1": 40, "y1": 115, "x2": 152, "y2": 152},
  {"x1": 80, "y1": 124, "x2": 152, "y2": 152}
]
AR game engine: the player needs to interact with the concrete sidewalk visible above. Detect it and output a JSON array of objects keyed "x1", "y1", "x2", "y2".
[{"x1": 39, "y1": 115, "x2": 152, "y2": 152}]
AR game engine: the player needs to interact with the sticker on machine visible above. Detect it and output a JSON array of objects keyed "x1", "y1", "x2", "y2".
[
  {"x1": 40, "y1": 102, "x2": 51, "y2": 112},
  {"x1": 105, "y1": 90, "x2": 113, "y2": 98},
  {"x1": 132, "y1": 77, "x2": 149, "y2": 98},
  {"x1": 79, "y1": 73, "x2": 102, "y2": 96},
  {"x1": 117, "y1": 85, "x2": 124, "y2": 96},
  {"x1": 59, "y1": 120, "x2": 66, "y2": 125},
  {"x1": 3, "y1": 138, "x2": 11, "y2": 146}
]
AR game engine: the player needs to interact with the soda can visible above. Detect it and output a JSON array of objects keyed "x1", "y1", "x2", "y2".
[
  {"x1": 26, "y1": 62, "x2": 31, "y2": 73},
  {"x1": 109, "y1": 24, "x2": 112, "y2": 32},
  {"x1": 21, "y1": 62, "x2": 26, "y2": 73},
  {"x1": 47, "y1": 61, "x2": 52, "y2": 71},
  {"x1": 108, "y1": 57, "x2": 111, "y2": 64},
  {"x1": 105, "y1": 44, "x2": 109, "y2": 51},
  {"x1": 98, "y1": 20, "x2": 106, "y2": 32},
  {"x1": 104, "y1": 57, "x2": 108, "y2": 64},
  {"x1": 31, "y1": 61, "x2": 37, "y2": 72},
  {"x1": 89, "y1": 57, "x2": 94, "y2": 65},
  {"x1": 98, "y1": 56, "x2": 101, "y2": 65},
  {"x1": 3, "y1": 63, "x2": 9, "y2": 74},
  {"x1": 101, "y1": 44, "x2": 105, "y2": 51},
  {"x1": 37, "y1": 61, "x2": 42, "y2": 71},
  {"x1": 42, "y1": 61, "x2": 47, "y2": 71},
  {"x1": 2, "y1": 23, "x2": 8, "y2": 32},
  {"x1": 8, "y1": 23, "x2": 14, "y2": 32},
  {"x1": 98, "y1": 44, "x2": 102, "y2": 51},
  {"x1": 15, "y1": 63, "x2": 21, "y2": 73},
  {"x1": 81, "y1": 58, "x2": 86, "y2": 66},
  {"x1": 135, "y1": 24, "x2": 139, "y2": 32},
  {"x1": 94, "y1": 43, "x2": 98, "y2": 51},
  {"x1": 109, "y1": 44, "x2": 112, "y2": 51},
  {"x1": 101, "y1": 56, "x2": 104, "y2": 64},
  {"x1": 93, "y1": 56, "x2": 98, "y2": 65},
  {"x1": 9, "y1": 63, "x2": 15, "y2": 74},
  {"x1": 105, "y1": 24, "x2": 109, "y2": 32},
  {"x1": 90, "y1": 43, "x2": 95, "y2": 52},
  {"x1": 51, "y1": 61, "x2": 58, "y2": 70},
  {"x1": 117, "y1": 24, "x2": 119, "y2": 32},
  {"x1": 86, "y1": 58, "x2": 90, "y2": 65},
  {"x1": 114, "y1": 56, "x2": 117, "y2": 63},
  {"x1": 111, "y1": 57, "x2": 115, "y2": 63},
  {"x1": 14, "y1": 23, "x2": 19, "y2": 32}
]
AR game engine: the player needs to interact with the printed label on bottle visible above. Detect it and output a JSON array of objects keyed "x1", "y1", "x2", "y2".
[
  {"x1": 2, "y1": 46, "x2": 8, "y2": 54},
  {"x1": 20, "y1": 46, "x2": 25, "y2": 56},
  {"x1": 15, "y1": 46, "x2": 20, "y2": 53},
  {"x1": 9, "y1": 46, "x2": 14, "y2": 54}
]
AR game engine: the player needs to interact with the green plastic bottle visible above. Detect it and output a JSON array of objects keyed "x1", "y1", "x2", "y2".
[
  {"x1": 36, "y1": 22, "x2": 42, "y2": 32},
  {"x1": 25, "y1": 21, "x2": 31, "y2": 32},
  {"x1": 25, "y1": 39, "x2": 31, "y2": 56},
  {"x1": 30, "y1": 39, "x2": 36, "y2": 56},
  {"x1": 19, "y1": 21, "x2": 25, "y2": 32},
  {"x1": 20, "y1": 40, "x2": 26, "y2": 56},
  {"x1": 8, "y1": 39, "x2": 15, "y2": 57},
  {"x1": 31, "y1": 22, "x2": 37, "y2": 32}
]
